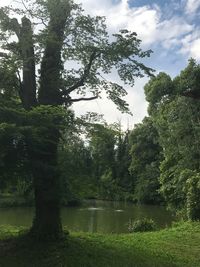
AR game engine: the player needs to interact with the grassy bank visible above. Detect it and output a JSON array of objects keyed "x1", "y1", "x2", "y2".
[
  {"x1": 0, "y1": 193, "x2": 33, "y2": 208},
  {"x1": 0, "y1": 222, "x2": 199, "y2": 267}
]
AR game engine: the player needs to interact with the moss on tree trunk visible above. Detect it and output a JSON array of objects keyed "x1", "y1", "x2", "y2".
[{"x1": 29, "y1": 128, "x2": 63, "y2": 240}]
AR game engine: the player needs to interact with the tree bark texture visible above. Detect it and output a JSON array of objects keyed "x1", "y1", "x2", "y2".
[
  {"x1": 38, "y1": 0, "x2": 70, "y2": 105},
  {"x1": 19, "y1": 17, "x2": 37, "y2": 109},
  {"x1": 29, "y1": 127, "x2": 62, "y2": 240}
]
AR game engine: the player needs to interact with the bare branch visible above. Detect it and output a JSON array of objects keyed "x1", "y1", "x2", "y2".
[
  {"x1": 62, "y1": 50, "x2": 99, "y2": 95},
  {"x1": 70, "y1": 95, "x2": 98, "y2": 103},
  {"x1": 21, "y1": 0, "x2": 34, "y2": 17},
  {"x1": 39, "y1": 18, "x2": 48, "y2": 27},
  {"x1": 14, "y1": 0, "x2": 48, "y2": 27}
]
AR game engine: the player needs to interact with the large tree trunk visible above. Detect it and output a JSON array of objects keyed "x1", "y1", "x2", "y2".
[
  {"x1": 16, "y1": 0, "x2": 71, "y2": 240},
  {"x1": 19, "y1": 17, "x2": 37, "y2": 109},
  {"x1": 38, "y1": 0, "x2": 71, "y2": 106},
  {"x1": 18, "y1": 16, "x2": 63, "y2": 240},
  {"x1": 29, "y1": 1, "x2": 70, "y2": 240},
  {"x1": 29, "y1": 127, "x2": 63, "y2": 240}
]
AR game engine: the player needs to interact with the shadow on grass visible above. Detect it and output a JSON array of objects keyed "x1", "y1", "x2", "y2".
[{"x1": 0, "y1": 229, "x2": 178, "y2": 267}]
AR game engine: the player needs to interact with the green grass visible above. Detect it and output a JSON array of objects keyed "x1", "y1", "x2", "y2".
[{"x1": 0, "y1": 222, "x2": 199, "y2": 267}]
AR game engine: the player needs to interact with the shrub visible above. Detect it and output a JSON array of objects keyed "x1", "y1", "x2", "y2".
[
  {"x1": 185, "y1": 172, "x2": 200, "y2": 221},
  {"x1": 128, "y1": 218, "x2": 157, "y2": 233}
]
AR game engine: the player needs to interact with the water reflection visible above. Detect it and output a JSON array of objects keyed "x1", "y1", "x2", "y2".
[
  {"x1": 115, "y1": 210, "x2": 124, "y2": 212},
  {"x1": 0, "y1": 200, "x2": 174, "y2": 233}
]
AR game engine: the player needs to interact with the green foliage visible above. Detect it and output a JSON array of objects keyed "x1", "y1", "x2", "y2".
[
  {"x1": 99, "y1": 169, "x2": 120, "y2": 200},
  {"x1": 0, "y1": 122, "x2": 28, "y2": 188},
  {"x1": 87, "y1": 122, "x2": 134, "y2": 200},
  {"x1": 185, "y1": 172, "x2": 200, "y2": 220},
  {"x1": 173, "y1": 58, "x2": 200, "y2": 95},
  {"x1": 157, "y1": 95, "x2": 200, "y2": 216},
  {"x1": 59, "y1": 131, "x2": 96, "y2": 203},
  {"x1": 129, "y1": 117, "x2": 162, "y2": 204},
  {"x1": 143, "y1": 59, "x2": 200, "y2": 218},
  {"x1": 115, "y1": 129, "x2": 133, "y2": 192},
  {"x1": 128, "y1": 218, "x2": 157, "y2": 233},
  {"x1": 0, "y1": 59, "x2": 19, "y2": 99},
  {"x1": 144, "y1": 72, "x2": 174, "y2": 114},
  {"x1": 88, "y1": 123, "x2": 116, "y2": 181},
  {"x1": 59, "y1": 119, "x2": 134, "y2": 202}
]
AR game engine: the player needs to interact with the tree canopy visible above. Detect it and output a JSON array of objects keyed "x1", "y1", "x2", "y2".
[{"x1": 143, "y1": 59, "x2": 200, "y2": 219}]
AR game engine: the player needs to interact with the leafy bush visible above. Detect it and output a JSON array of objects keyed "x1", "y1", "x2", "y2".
[
  {"x1": 185, "y1": 172, "x2": 200, "y2": 220},
  {"x1": 128, "y1": 218, "x2": 157, "y2": 233}
]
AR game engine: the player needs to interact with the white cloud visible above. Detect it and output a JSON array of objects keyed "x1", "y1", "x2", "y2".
[
  {"x1": 0, "y1": 0, "x2": 196, "y2": 60},
  {"x1": 77, "y1": 0, "x2": 159, "y2": 46},
  {"x1": 185, "y1": 38, "x2": 200, "y2": 60},
  {"x1": 180, "y1": 30, "x2": 200, "y2": 60},
  {"x1": 77, "y1": 0, "x2": 194, "y2": 50},
  {"x1": 185, "y1": 0, "x2": 200, "y2": 14},
  {"x1": 157, "y1": 17, "x2": 193, "y2": 49},
  {"x1": 0, "y1": 0, "x2": 10, "y2": 7},
  {"x1": 119, "y1": 6, "x2": 159, "y2": 45},
  {"x1": 190, "y1": 39, "x2": 200, "y2": 59}
]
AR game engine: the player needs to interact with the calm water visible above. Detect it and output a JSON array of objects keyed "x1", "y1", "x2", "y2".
[{"x1": 0, "y1": 200, "x2": 174, "y2": 233}]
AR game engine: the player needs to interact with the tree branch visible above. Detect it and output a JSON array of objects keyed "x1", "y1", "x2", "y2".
[
  {"x1": 70, "y1": 95, "x2": 98, "y2": 103},
  {"x1": 33, "y1": 20, "x2": 47, "y2": 27},
  {"x1": 21, "y1": 0, "x2": 34, "y2": 17},
  {"x1": 62, "y1": 50, "x2": 99, "y2": 95},
  {"x1": 0, "y1": 9, "x2": 21, "y2": 39},
  {"x1": 181, "y1": 89, "x2": 200, "y2": 99},
  {"x1": 0, "y1": 52, "x2": 9, "y2": 58},
  {"x1": 10, "y1": 18, "x2": 21, "y2": 39}
]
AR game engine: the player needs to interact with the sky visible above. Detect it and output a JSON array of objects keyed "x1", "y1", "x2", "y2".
[
  {"x1": 1, "y1": 0, "x2": 200, "y2": 129},
  {"x1": 73, "y1": 0, "x2": 200, "y2": 129}
]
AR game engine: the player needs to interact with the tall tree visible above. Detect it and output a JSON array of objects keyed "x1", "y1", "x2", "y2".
[
  {"x1": 87, "y1": 122, "x2": 118, "y2": 199},
  {"x1": 144, "y1": 60, "x2": 200, "y2": 218},
  {"x1": 129, "y1": 117, "x2": 162, "y2": 204},
  {"x1": 0, "y1": 0, "x2": 153, "y2": 240},
  {"x1": 115, "y1": 127, "x2": 133, "y2": 193}
]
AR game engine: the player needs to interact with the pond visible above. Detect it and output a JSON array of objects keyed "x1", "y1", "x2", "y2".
[{"x1": 0, "y1": 200, "x2": 174, "y2": 233}]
